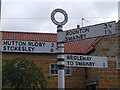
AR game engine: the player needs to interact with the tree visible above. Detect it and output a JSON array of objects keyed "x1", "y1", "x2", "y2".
[{"x1": 2, "y1": 58, "x2": 46, "y2": 89}]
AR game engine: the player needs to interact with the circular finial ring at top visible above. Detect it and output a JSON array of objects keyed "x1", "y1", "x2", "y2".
[{"x1": 51, "y1": 8, "x2": 68, "y2": 26}]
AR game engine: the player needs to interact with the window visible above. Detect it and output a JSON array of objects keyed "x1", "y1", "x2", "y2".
[
  {"x1": 116, "y1": 56, "x2": 120, "y2": 69},
  {"x1": 87, "y1": 84, "x2": 97, "y2": 90},
  {"x1": 50, "y1": 63, "x2": 71, "y2": 76}
]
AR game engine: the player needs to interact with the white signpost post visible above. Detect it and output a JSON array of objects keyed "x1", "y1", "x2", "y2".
[
  {"x1": 64, "y1": 54, "x2": 108, "y2": 68},
  {"x1": 51, "y1": 8, "x2": 68, "y2": 90}
]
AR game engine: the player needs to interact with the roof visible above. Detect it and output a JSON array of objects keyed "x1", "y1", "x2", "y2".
[
  {"x1": 2, "y1": 31, "x2": 57, "y2": 42},
  {"x1": 1, "y1": 31, "x2": 101, "y2": 54}
]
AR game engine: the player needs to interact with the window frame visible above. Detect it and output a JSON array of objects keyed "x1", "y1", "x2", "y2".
[{"x1": 49, "y1": 63, "x2": 72, "y2": 76}]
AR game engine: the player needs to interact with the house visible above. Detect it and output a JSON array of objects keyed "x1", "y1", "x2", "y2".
[{"x1": 1, "y1": 20, "x2": 120, "y2": 89}]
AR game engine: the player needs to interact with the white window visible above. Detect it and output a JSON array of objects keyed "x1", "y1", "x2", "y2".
[
  {"x1": 50, "y1": 63, "x2": 71, "y2": 76},
  {"x1": 116, "y1": 56, "x2": 120, "y2": 69}
]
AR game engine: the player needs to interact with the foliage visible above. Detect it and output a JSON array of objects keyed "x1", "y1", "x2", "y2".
[{"x1": 2, "y1": 58, "x2": 46, "y2": 89}]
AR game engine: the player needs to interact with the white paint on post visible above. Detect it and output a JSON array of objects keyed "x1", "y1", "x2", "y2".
[
  {"x1": 51, "y1": 8, "x2": 68, "y2": 90},
  {"x1": 57, "y1": 26, "x2": 65, "y2": 42},
  {"x1": 57, "y1": 25, "x2": 65, "y2": 90},
  {"x1": 57, "y1": 43, "x2": 64, "y2": 53},
  {"x1": 58, "y1": 70, "x2": 65, "y2": 90}
]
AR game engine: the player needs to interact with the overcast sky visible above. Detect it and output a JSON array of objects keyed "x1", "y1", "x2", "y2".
[{"x1": 1, "y1": 0, "x2": 120, "y2": 33}]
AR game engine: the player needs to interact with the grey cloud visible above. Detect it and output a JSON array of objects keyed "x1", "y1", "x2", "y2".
[
  {"x1": 93, "y1": 2, "x2": 118, "y2": 17},
  {"x1": 1, "y1": 1, "x2": 118, "y2": 33}
]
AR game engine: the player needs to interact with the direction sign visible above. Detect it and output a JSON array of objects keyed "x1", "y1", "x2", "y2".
[
  {"x1": 2, "y1": 40, "x2": 57, "y2": 53},
  {"x1": 63, "y1": 21, "x2": 116, "y2": 42},
  {"x1": 64, "y1": 54, "x2": 108, "y2": 68}
]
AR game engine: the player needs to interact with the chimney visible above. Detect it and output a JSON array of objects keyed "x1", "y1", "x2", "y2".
[{"x1": 77, "y1": 25, "x2": 80, "y2": 29}]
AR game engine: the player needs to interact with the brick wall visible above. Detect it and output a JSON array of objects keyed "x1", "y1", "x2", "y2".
[
  {"x1": 118, "y1": 21, "x2": 120, "y2": 88},
  {"x1": 2, "y1": 53, "x2": 86, "y2": 88},
  {"x1": 87, "y1": 22, "x2": 120, "y2": 88}
]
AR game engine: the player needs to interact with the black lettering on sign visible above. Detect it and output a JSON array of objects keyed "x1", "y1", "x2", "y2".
[
  {"x1": 3, "y1": 41, "x2": 9, "y2": 45},
  {"x1": 103, "y1": 63, "x2": 105, "y2": 67},
  {"x1": 66, "y1": 28, "x2": 89, "y2": 36},
  {"x1": 80, "y1": 27, "x2": 89, "y2": 33},
  {"x1": 28, "y1": 41, "x2": 45, "y2": 47},
  {"x1": 50, "y1": 43, "x2": 55, "y2": 52},
  {"x1": 104, "y1": 23, "x2": 108, "y2": 29},
  {"x1": 28, "y1": 47, "x2": 35, "y2": 51},
  {"x1": 66, "y1": 55, "x2": 92, "y2": 61},
  {"x1": 2, "y1": 46, "x2": 35, "y2": 52},
  {"x1": 42, "y1": 43, "x2": 45, "y2": 47},
  {"x1": 104, "y1": 22, "x2": 112, "y2": 35},
  {"x1": 50, "y1": 48, "x2": 54, "y2": 52},
  {"x1": 65, "y1": 34, "x2": 86, "y2": 42},
  {"x1": 75, "y1": 61, "x2": 95, "y2": 67},
  {"x1": 3, "y1": 46, "x2": 7, "y2": 51},
  {"x1": 66, "y1": 29, "x2": 79, "y2": 36},
  {"x1": 7, "y1": 46, "x2": 10, "y2": 51},
  {"x1": 67, "y1": 61, "x2": 74, "y2": 66},
  {"x1": 51, "y1": 43, "x2": 54, "y2": 47},
  {"x1": 76, "y1": 61, "x2": 82, "y2": 66},
  {"x1": 3, "y1": 40, "x2": 26, "y2": 46}
]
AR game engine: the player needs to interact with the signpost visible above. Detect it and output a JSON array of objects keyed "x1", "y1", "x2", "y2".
[
  {"x1": 64, "y1": 54, "x2": 108, "y2": 68},
  {"x1": 51, "y1": 8, "x2": 68, "y2": 90},
  {"x1": 50, "y1": 8, "x2": 116, "y2": 90},
  {"x1": 63, "y1": 21, "x2": 116, "y2": 42},
  {"x1": 0, "y1": 7, "x2": 117, "y2": 89},
  {"x1": 2, "y1": 40, "x2": 57, "y2": 53}
]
